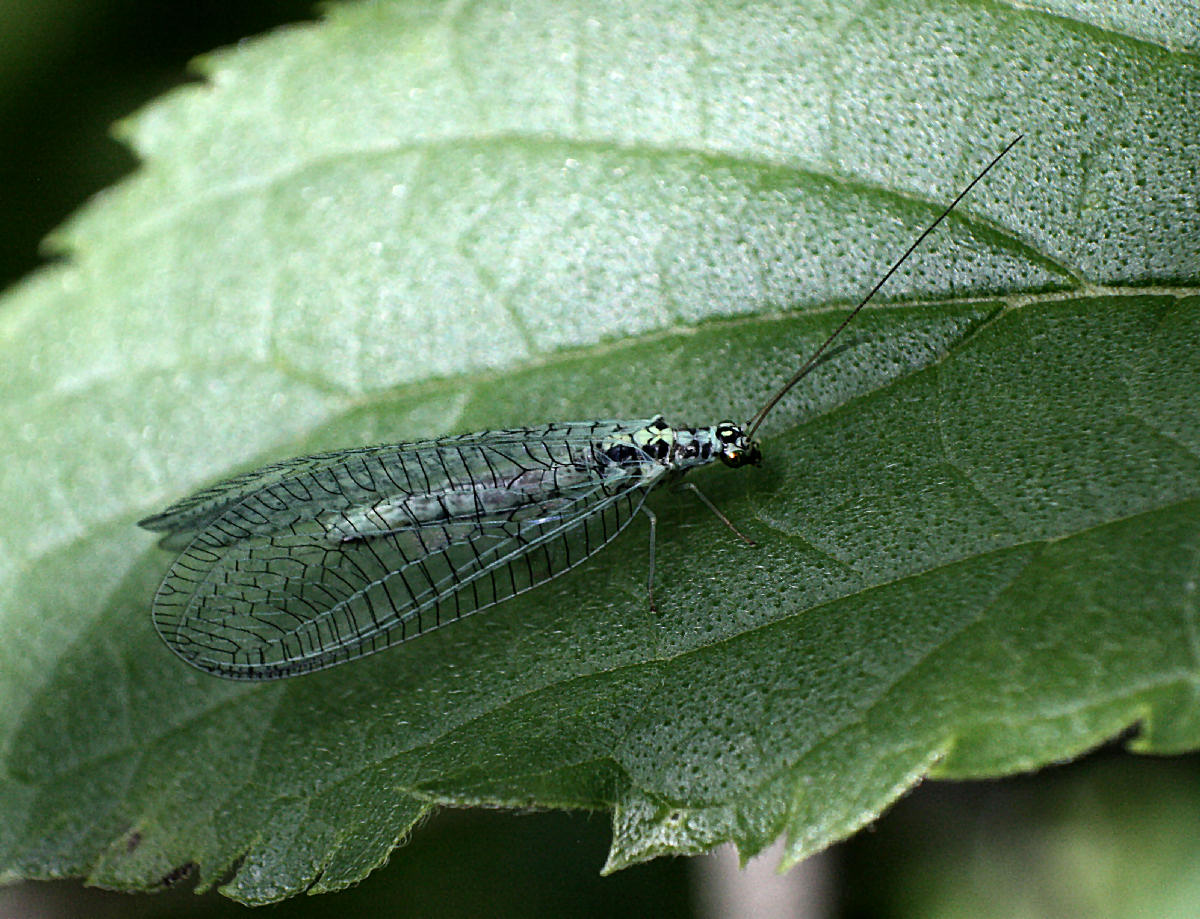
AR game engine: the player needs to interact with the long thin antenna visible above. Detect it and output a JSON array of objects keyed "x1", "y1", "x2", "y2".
[{"x1": 745, "y1": 134, "x2": 1023, "y2": 438}]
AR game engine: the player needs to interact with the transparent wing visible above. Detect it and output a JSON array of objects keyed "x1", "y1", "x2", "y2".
[
  {"x1": 138, "y1": 421, "x2": 656, "y2": 548},
  {"x1": 145, "y1": 421, "x2": 665, "y2": 680},
  {"x1": 138, "y1": 449, "x2": 384, "y2": 551}
]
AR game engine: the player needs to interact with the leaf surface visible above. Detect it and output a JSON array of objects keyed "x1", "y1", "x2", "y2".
[{"x1": 1, "y1": 0, "x2": 1197, "y2": 903}]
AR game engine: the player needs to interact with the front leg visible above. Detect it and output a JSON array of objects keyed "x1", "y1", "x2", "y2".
[{"x1": 673, "y1": 481, "x2": 756, "y2": 547}]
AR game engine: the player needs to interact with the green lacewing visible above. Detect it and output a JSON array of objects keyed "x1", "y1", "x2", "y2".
[{"x1": 141, "y1": 137, "x2": 1022, "y2": 680}]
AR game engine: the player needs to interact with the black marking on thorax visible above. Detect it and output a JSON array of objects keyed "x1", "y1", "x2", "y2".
[{"x1": 669, "y1": 426, "x2": 715, "y2": 465}]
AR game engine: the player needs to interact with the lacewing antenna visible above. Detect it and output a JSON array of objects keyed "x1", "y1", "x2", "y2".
[{"x1": 745, "y1": 135, "x2": 1023, "y2": 438}]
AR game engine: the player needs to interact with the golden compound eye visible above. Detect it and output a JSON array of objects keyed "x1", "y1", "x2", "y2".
[{"x1": 718, "y1": 443, "x2": 748, "y2": 467}]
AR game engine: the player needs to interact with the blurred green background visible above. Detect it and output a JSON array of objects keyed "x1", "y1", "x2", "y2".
[
  {"x1": 3, "y1": 2, "x2": 1198, "y2": 916},
  {"x1": 7, "y1": 747, "x2": 1200, "y2": 917}
]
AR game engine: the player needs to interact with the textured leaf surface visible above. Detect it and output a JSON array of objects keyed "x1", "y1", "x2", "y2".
[{"x1": 1, "y1": 0, "x2": 1197, "y2": 904}]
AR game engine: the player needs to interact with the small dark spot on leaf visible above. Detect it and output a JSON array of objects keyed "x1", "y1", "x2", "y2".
[
  {"x1": 157, "y1": 862, "x2": 196, "y2": 889},
  {"x1": 124, "y1": 831, "x2": 142, "y2": 853},
  {"x1": 1110, "y1": 721, "x2": 1144, "y2": 748}
]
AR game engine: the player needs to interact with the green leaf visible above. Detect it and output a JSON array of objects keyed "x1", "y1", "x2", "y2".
[{"x1": 2, "y1": 0, "x2": 1198, "y2": 904}]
